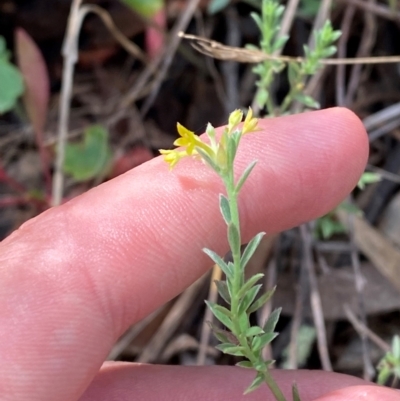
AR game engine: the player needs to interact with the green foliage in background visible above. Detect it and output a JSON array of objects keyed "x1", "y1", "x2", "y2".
[
  {"x1": 207, "y1": 0, "x2": 231, "y2": 14},
  {"x1": 0, "y1": 36, "x2": 24, "y2": 114},
  {"x1": 377, "y1": 335, "x2": 400, "y2": 386},
  {"x1": 281, "y1": 325, "x2": 317, "y2": 369},
  {"x1": 119, "y1": 0, "x2": 163, "y2": 18},
  {"x1": 63, "y1": 125, "x2": 112, "y2": 182},
  {"x1": 248, "y1": 0, "x2": 341, "y2": 116}
]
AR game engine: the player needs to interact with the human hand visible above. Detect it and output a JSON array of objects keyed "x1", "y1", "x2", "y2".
[{"x1": 1, "y1": 108, "x2": 398, "y2": 401}]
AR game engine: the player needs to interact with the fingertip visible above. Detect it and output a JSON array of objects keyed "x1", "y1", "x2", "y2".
[{"x1": 314, "y1": 385, "x2": 400, "y2": 401}]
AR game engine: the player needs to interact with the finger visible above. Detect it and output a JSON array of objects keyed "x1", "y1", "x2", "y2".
[
  {"x1": 0, "y1": 108, "x2": 368, "y2": 401},
  {"x1": 315, "y1": 385, "x2": 400, "y2": 401},
  {"x1": 78, "y1": 363, "x2": 372, "y2": 401}
]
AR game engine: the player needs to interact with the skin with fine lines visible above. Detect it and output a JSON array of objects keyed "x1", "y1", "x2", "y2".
[{"x1": 0, "y1": 108, "x2": 398, "y2": 401}]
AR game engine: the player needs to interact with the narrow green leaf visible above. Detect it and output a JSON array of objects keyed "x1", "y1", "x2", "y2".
[
  {"x1": 294, "y1": 93, "x2": 320, "y2": 109},
  {"x1": 215, "y1": 280, "x2": 231, "y2": 304},
  {"x1": 255, "y1": 88, "x2": 269, "y2": 109},
  {"x1": 288, "y1": 61, "x2": 301, "y2": 87},
  {"x1": 247, "y1": 287, "x2": 276, "y2": 314},
  {"x1": 292, "y1": 383, "x2": 302, "y2": 401},
  {"x1": 357, "y1": 172, "x2": 381, "y2": 190},
  {"x1": 244, "y1": 372, "x2": 264, "y2": 394},
  {"x1": 250, "y1": 12, "x2": 263, "y2": 31},
  {"x1": 245, "y1": 326, "x2": 264, "y2": 337},
  {"x1": 377, "y1": 366, "x2": 391, "y2": 385},
  {"x1": 263, "y1": 307, "x2": 282, "y2": 333},
  {"x1": 216, "y1": 343, "x2": 246, "y2": 356},
  {"x1": 237, "y1": 273, "x2": 264, "y2": 299},
  {"x1": 227, "y1": 222, "x2": 241, "y2": 254},
  {"x1": 238, "y1": 310, "x2": 250, "y2": 333},
  {"x1": 392, "y1": 335, "x2": 400, "y2": 359},
  {"x1": 219, "y1": 194, "x2": 231, "y2": 225},
  {"x1": 236, "y1": 360, "x2": 253, "y2": 369},
  {"x1": 205, "y1": 301, "x2": 234, "y2": 331},
  {"x1": 208, "y1": 322, "x2": 238, "y2": 344},
  {"x1": 203, "y1": 248, "x2": 233, "y2": 279},
  {"x1": 240, "y1": 232, "x2": 265, "y2": 269},
  {"x1": 196, "y1": 148, "x2": 221, "y2": 175},
  {"x1": 252, "y1": 332, "x2": 278, "y2": 352},
  {"x1": 235, "y1": 160, "x2": 258, "y2": 194},
  {"x1": 238, "y1": 284, "x2": 262, "y2": 316},
  {"x1": 272, "y1": 35, "x2": 288, "y2": 53},
  {"x1": 226, "y1": 133, "x2": 239, "y2": 167}
]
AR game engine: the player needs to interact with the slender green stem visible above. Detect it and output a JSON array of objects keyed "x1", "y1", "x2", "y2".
[{"x1": 222, "y1": 171, "x2": 287, "y2": 401}]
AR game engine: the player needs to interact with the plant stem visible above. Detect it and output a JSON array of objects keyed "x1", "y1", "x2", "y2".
[{"x1": 223, "y1": 171, "x2": 287, "y2": 401}]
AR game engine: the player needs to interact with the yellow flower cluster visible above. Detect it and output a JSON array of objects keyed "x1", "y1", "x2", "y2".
[{"x1": 160, "y1": 108, "x2": 259, "y2": 169}]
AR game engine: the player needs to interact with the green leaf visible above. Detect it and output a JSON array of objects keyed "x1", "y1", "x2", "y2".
[
  {"x1": 238, "y1": 309, "x2": 250, "y2": 333},
  {"x1": 357, "y1": 171, "x2": 381, "y2": 190},
  {"x1": 255, "y1": 88, "x2": 269, "y2": 109},
  {"x1": 294, "y1": 93, "x2": 320, "y2": 109},
  {"x1": 215, "y1": 280, "x2": 231, "y2": 304},
  {"x1": 203, "y1": 248, "x2": 233, "y2": 279},
  {"x1": 237, "y1": 273, "x2": 264, "y2": 299},
  {"x1": 236, "y1": 360, "x2": 253, "y2": 369},
  {"x1": 392, "y1": 335, "x2": 400, "y2": 359},
  {"x1": 216, "y1": 343, "x2": 246, "y2": 356},
  {"x1": 63, "y1": 125, "x2": 112, "y2": 181},
  {"x1": 244, "y1": 372, "x2": 264, "y2": 394},
  {"x1": 227, "y1": 130, "x2": 240, "y2": 166},
  {"x1": 288, "y1": 61, "x2": 301, "y2": 87},
  {"x1": 238, "y1": 284, "x2": 262, "y2": 315},
  {"x1": 245, "y1": 326, "x2": 264, "y2": 337},
  {"x1": 207, "y1": 0, "x2": 230, "y2": 14},
  {"x1": 219, "y1": 194, "x2": 231, "y2": 225},
  {"x1": 208, "y1": 322, "x2": 237, "y2": 344},
  {"x1": 227, "y1": 222, "x2": 240, "y2": 254},
  {"x1": 0, "y1": 37, "x2": 24, "y2": 114},
  {"x1": 120, "y1": 0, "x2": 163, "y2": 18},
  {"x1": 292, "y1": 383, "x2": 302, "y2": 401},
  {"x1": 205, "y1": 301, "x2": 234, "y2": 331},
  {"x1": 252, "y1": 331, "x2": 278, "y2": 352},
  {"x1": 247, "y1": 287, "x2": 276, "y2": 314},
  {"x1": 196, "y1": 148, "x2": 221, "y2": 175},
  {"x1": 240, "y1": 232, "x2": 265, "y2": 269},
  {"x1": 235, "y1": 160, "x2": 258, "y2": 193},
  {"x1": 250, "y1": 12, "x2": 263, "y2": 32},
  {"x1": 0, "y1": 36, "x2": 8, "y2": 58},
  {"x1": 263, "y1": 307, "x2": 282, "y2": 333},
  {"x1": 272, "y1": 35, "x2": 289, "y2": 53},
  {"x1": 377, "y1": 365, "x2": 392, "y2": 385},
  {"x1": 281, "y1": 324, "x2": 316, "y2": 369},
  {"x1": 314, "y1": 214, "x2": 346, "y2": 239}
]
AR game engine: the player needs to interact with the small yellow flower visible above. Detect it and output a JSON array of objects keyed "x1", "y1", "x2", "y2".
[
  {"x1": 242, "y1": 108, "x2": 260, "y2": 134},
  {"x1": 227, "y1": 109, "x2": 243, "y2": 133},
  {"x1": 174, "y1": 123, "x2": 200, "y2": 155},
  {"x1": 159, "y1": 149, "x2": 187, "y2": 169}
]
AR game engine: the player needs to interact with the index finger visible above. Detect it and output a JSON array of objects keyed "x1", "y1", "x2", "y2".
[{"x1": 0, "y1": 108, "x2": 368, "y2": 401}]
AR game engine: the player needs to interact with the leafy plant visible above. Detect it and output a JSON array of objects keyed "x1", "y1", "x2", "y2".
[
  {"x1": 0, "y1": 36, "x2": 24, "y2": 114},
  {"x1": 377, "y1": 335, "x2": 400, "y2": 386},
  {"x1": 248, "y1": 0, "x2": 341, "y2": 116},
  {"x1": 160, "y1": 109, "x2": 298, "y2": 401}
]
